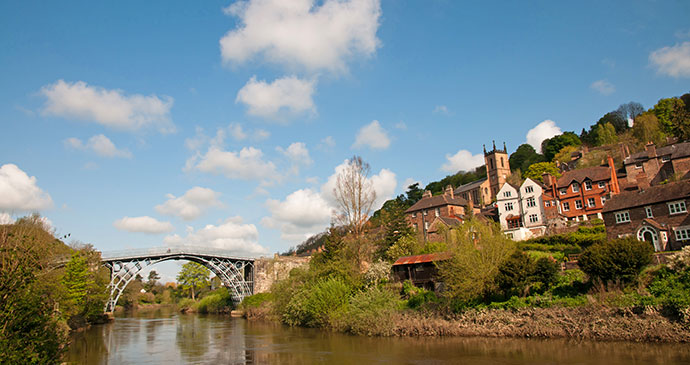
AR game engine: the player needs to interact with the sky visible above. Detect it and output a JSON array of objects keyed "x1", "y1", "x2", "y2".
[{"x1": 1, "y1": 0, "x2": 689, "y2": 282}]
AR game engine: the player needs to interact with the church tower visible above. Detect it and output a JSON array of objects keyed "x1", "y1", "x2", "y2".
[{"x1": 484, "y1": 141, "x2": 511, "y2": 200}]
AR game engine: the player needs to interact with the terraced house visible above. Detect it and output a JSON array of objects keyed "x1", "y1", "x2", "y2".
[
  {"x1": 496, "y1": 178, "x2": 547, "y2": 241},
  {"x1": 405, "y1": 186, "x2": 468, "y2": 241},
  {"x1": 602, "y1": 181, "x2": 690, "y2": 251}
]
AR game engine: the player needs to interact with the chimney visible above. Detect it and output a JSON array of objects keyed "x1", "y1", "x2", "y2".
[
  {"x1": 607, "y1": 155, "x2": 620, "y2": 194},
  {"x1": 646, "y1": 142, "x2": 657, "y2": 159},
  {"x1": 444, "y1": 185, "x2": 454, "y2": 199},
  {"x1": 542, "y1": 172, "x2": 553, "y2": 189},
  {"x1": 635, "y1": 172, "x2": 650, "y2": 190},
  {"x1": 422, "y1": 190, "x2": 432, "y2": 198}
]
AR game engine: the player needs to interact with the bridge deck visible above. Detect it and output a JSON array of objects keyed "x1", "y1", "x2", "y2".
[{"x1": 101, "y1": 246, "x2": 257, "y2": 262}]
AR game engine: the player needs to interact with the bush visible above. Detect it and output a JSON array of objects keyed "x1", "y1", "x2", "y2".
[
  {"x1": 646, "y1": 266, "x2": 690, "y2": 320},
  {"x1": 282, "y1": 277, "x2": 351, "y2": 328},
  {"x1": 533, "y1": 257, "x2": 559, "y2": 289},
  {"x1": 196, "y1": 289, "x2": 233, "y2": 314},
  {"x1": 177, "y1": 298, "x2": 196, "y2": 311},
  {"x1": 578, "y1": 237, "x2": 653, "y2": 284},
  {"x1": 495, "y1": 251, "x2": 535, "y2": 297},
  {"x1": 343, "y1": 287, "x2": 400, "y2": 335},
  {"x1": 240, "y1": 293, "x2": 273, "y2": 309}
]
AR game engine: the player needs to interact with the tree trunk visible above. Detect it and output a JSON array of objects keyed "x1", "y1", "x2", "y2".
[{"x1": 191, "y1": 286, "x2": 195, "y2": 300}]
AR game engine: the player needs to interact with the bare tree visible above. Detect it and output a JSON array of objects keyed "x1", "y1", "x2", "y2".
[{"x1": 333, "y1": 156, "x2": 377, "y2": 237}]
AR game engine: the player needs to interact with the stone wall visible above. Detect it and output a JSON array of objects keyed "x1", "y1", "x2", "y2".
[{"x1": 253, "y1": 255, "x2": 311, "y2": 294}]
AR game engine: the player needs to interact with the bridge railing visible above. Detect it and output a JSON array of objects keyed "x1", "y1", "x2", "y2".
[{"x1": 101, "y1": 246, "x2": 259, "y2": 261}]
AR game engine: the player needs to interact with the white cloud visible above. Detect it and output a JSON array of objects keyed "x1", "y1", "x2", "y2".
[
  {"x1": 526, "y1": 120, "x2": 562, "y2": 153},
  {"x1": 64, "y1": 134, "x2": 132, "y2": 158},
  {"x1": 0, "y1": 212, "x2": 14, "y2": 225},
  {"x1": 320, "y1": 160, "x2": 396, "y2": 210},
  {"x1": 163, "y1": 217, "x2": 267, "y2": 255},
  {"x1": 400, "y1": 177, "x2": 418, "y2": 193},
  {"x1": 433, "y1": 105, "x2": 449, "y2": 114},
  {"x1": 395, "y1": 122, "x2": 407, "y2": 130},
  {"x1": 229, "y1": 123, "x2": 247, "y2": 140},
  {"x1": 352, "y1": 120, "x2": 390, "y2": 150},
  {"x1": 0, "y1": 164, "x2": 53, "y2": 212},
  {"x1": 253, "y1": 129, "x2": 270, "y2": 141},
  {"x1": 186, "y1": 146, "x2": 278, "y2": 181},
  {"x1": 40, "y1": 80, "x2": 174, "y2": 133},
  {"x1": 590, "y1": 79, "x2": 615, "y2": 95},
  {"x1": 236, "y1": 76, "x2": 316, "y2": 120},
  {"x1": 262, "y1": 189, "x2": 333, "y2": 243},
  {"x1": 113, "y1": 216, "x2": 174, "y2": 234},
  {"x1": 220, "y1": 0, "x2": 381, "y2": 73},
  {"x1": 277, "y1": 142, "x2": 312, "y2": 174},
  {"x1": 317, "y1": 136, "x2": 336, "y2": 150},
  {"x1": 441, "y1": 150, "x2": 484, "y2": 173},
  {"x1": 649, "y1": 42, "x2": 690, "y2": 78},
  {"x1": 155, "y1": 187, "x2": 223, "y2": 221}
]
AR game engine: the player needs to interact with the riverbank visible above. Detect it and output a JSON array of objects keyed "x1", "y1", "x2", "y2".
[{"x1": 243, "y1": 304, "x2": 690, "y2": 342}]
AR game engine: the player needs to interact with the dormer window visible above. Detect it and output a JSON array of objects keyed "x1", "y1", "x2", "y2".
[
  {"x1": 525, "y1": 186, "x2": 534, "y2": 193},
  {"x1": 584, "y1": 181, "x2": 592, "y2": 190},
  {"x1": 559, "y1": 188, "x2": 567, "y2": 195},
  {"x1": 598, "y1": 181, "x2": 606, "y2": 188},
  {"x1": 572, "y1": 183, "x2": 579, "y2": 193},
  {"x1": 661, "y1": 155, "x2": 670, "y2": 163},
  {"x1": 504, "y1": 191, "x2": 512, "y2": 198}
]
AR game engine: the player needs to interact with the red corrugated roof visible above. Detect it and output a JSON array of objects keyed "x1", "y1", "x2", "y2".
[{"x1": 392, "y1": 252, "x2": 452, "y2": 266}]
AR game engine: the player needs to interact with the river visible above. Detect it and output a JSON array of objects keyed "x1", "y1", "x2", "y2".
[{"x1": 65, "y1": 307, "x2": 690, "y2": 364}]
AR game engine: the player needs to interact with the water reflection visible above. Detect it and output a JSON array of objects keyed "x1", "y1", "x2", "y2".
[{"x1": 66, "y1": 309, "x2": 690, "y2": 364}]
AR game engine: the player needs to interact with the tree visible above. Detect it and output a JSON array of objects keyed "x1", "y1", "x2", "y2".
[
  {"x1": 652, "y1": 97, "x2": 684, "y2": 133},
  {"x1": 333, "y1": 156, "x2": 377, "y2": 237},
  {"x1": 146, "y1": 270, "x2": 161, "y2": 291},
  {"x1": 541, "y1": 132, "x2": 581, "y2": 161},
  {"x1": 615, "y1": 102, "x2": 644, "y2": 126},
  {"x1": 598, "y1": 111, "x2": 629, "y2": 134},
  {"x1": 62, "y1": 252, "x2": 92, "y2": 314},
  {"x1": 593, "y1": 122, "x2": 618, "y2": 146},
  {"x1": 524, "y1": 162, "x2": 561, "y2": 183},
  {"x1": 578, "y1": 237, "x2": 653, "y2": 284},
  {"x1": 553, "y1": 145, "x2": 579, "y2": 165},
  {"x1": 632, "y1": 112, "x2": 666, "y2": 145},
  {"x1": 176, "y1": 262, "x2": 210, "y2": 300},
  {"x1": 509, "y1": 144, "x2": 545, "y2": 173},
  {"x1": 670, "y1": 94, "x2": 690, "y2": 141},
  {"x1": 405, "y1": 183, "x2": 424, "y2": 205}
]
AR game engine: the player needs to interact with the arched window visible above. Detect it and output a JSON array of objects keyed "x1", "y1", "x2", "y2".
[
  {"x1": 637, "y1": 226, "x2": 660, "y2": 251},
  {"x1": 489, "y1": 159, "x2": 494, "y2": 169},
  {"x1": 500, "y1": 157, "x2": 504, "y2": 168}
]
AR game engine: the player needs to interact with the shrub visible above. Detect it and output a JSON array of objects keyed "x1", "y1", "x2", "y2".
[
  {"x1": 578, "y1": 237, "x2": 653, "y2": 284},
  {"x1": 282, "y1": 277, "x2": 351, "y2": 328},
  {"x1": 646, "y1": 266, "x2": 690, "y2": 320},
  {"x1": 240, "y1": 293, "x2": 273, "y2": 309},
  {"x1": 177, "y1": 298, "x2": 196, "y2": 311},
  {"x1": 495, "y1": 251, "x2": 535, "y2": 297},
  {"x1": 196, "y1": 289, "x2": 233, "y2": 314},
  {"x1": 533, "y1": 257, "x2": 559, "y2": 289},
  {"x1": 343, "y1": 287, "x2": 400, "y2": 335}
]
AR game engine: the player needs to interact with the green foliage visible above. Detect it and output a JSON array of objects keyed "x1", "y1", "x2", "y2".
[
  {"x1": 509, "y1": 144, "x2": 545, "y2": 173},
  {"x1": 552, "y1": 145, "x2": 578, "y2": 165},
  {"x1": 578, "y1": 237, "x2": 653, "y2": 284},
  {"x1": 343, "y1": 287, "x2": 400, "y2": 335},
  {"x1": 524, "y1": 162, "x2": 561, "y2": 183},
  {"x1": 62, "y1": 252, "x2": 92, "y2": 313},
  {"x1": 196, "y1": 289, "x2": 233, "y2": 314},
  {"x1": 177, "y1": 298, "x2": 196, "y2": 311},
  {"x1": 495, "y1": 251, "x2": 535, "y2": 297},
  {"x1": 386, "y1": 234, "x2": 422, "y2": 261},
  {"x1": 652, "y1": 97, "x2": 684, "y2": 133},
  {"x1": 632, "y1": 112, "x2": 666, "y2": 145},
  {"x1": 240, "y1": 292, "x2": 274, "y2": 309},
  {"x1": 593, "y1": 122, "x2": 618, "y2": 146},
  {"x1": 176, "y1": 262, "x2": 210, "y2": 300},
  {"x1": 646, "y1": 266, "x2": 690, "y2": 318},
  {"x1": 541, "y1": 132, "x2": 581, "y2": 161},
  {"x1": 424, "y1": 166, "x2": 486, "y2": 194},
  {"x1": 282, "y1": 277, "x2": 352, "y2": 328}
]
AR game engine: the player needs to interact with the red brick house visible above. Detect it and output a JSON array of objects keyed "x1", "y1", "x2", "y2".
[
  {"x1": 602, "y1": 181, "x2": 690, "y2": 251},
  {"x1": 542, "y1": 156, "x2": 620, "y2": 222},
  {"x1": 623, "y1": 141, "x2": 690, "y2": 186},
  {"x1": 405, "y1": 185, "x2": 468, "y2": 241}
]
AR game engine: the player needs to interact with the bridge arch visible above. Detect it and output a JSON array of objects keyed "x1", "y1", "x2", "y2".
[{"x1": 102, "y1": 247, "x2": 254, "y2": 312}]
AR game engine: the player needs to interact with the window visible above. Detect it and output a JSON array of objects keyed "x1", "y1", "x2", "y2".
[
  {"x1": 572, "y1": 183, "x2": 579, "y2": 193},
  {"x1": 676, "y1": 227, "x2": 690, "y2": 241},
  {"x1": 505, "y1": 202, "x2": 514, "y2": 211},
  {"x1": 615, "y1": 211, "x2": 630, "y2": 224},
  {"x1": 661, "y1": 155, "x2": 670, "y2": 162},
  {"x1": 575, "y1": 200, "x2": 583, "y2": 209},
  {"x1": 506, "y1": 233, "x2": 514, "y2": 239},
  {"x1": 501, "y1": 157, "x2": 504, "y2": 168},
  {"x1": 635, "y1": 162, "x2": 643, "y2": 169},
  {"x1": 529, "y1": 214, "x2": 539, "y2": 223},
  {"x1": 560, "y1": 188, "x2": 567, "y2": 195},
  {"x1": 411, "y1": 212, "x2": 417, "y2": 218},
  {"x1": 545, "y1": 201, "x2": 550, "y2": 207},
  {"x1": 526, "y1": 197, "x2": 536, "y2": 208},
  {"x1": 562, "y1": 202, "x2": 570, "y2": 211},
  {"x1": 423, "y1": 210, "x2": 428, "y2": 216},
  {"x1": 598, "y1": 181, "x2": 606, "y2": 188},
  {"x1": 668, "y1": 201, "x2": 688, "y2": 215},
  {"x1": 587, "y1": 198, "x2": 596, "y2": 207},
  {"x1": 413, "y1": 223, "x2": 418, "y2": 231},
  {"x1": 584, "y1": 181, "x2": 592, "y2": 190},
  {"x1": 504, "y1": 191, "x2": 512, "y2": 198},
  {"x1": 525, "y1": 186, "x2": 534, "y2": 193},
  {"x1": 424, "y1": 221, "x2": 429, "y2": 230},
  {"x1": 435, "y1": 208, "x2": 440, "y2": 217},
  {"x1": 645, "y1": 206, "x2": 653, "y2": 218},
  {"x1": 601, "y1": 196, "x2": 607, "y2": 204}
]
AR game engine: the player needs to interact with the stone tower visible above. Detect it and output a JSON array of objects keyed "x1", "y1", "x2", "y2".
[{"x1": 484, "y1": 141, "x2": 511, "y2": 200}]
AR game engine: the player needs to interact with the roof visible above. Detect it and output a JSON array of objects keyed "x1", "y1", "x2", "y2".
[
  {"x1": 437, "y1": 216, "x2": 463, "y2": 227},
  {"x1": 556, "y1": 166, "x2": 611, "y2": 187},
  {"x1": 624, "y1": 142, "x2": 690, "y2": 165},
  {"x1": 454, "y1": 178, "x2": 487, "y2": 194},
  {"x1": 602, "y1": 180, "x2": 690, "y2": 213},
  {"x1": 392, "y1": 252, "x2": 452, "y2": 266},
  {"x1": 405, "y1": 193, "x2": 468, "y2": 213}
]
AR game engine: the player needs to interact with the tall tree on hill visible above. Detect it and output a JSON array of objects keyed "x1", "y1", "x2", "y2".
[
  {"x1": 632, "y1": 112, "x2": 666, "y2": 145},
  {"x1": 615, "y1": 102, "x2": 644, "y2": 126},
  {"x1": 333, "y1": 156, "x2": 377, "y2": 237},
  {"x1": 405, "y1": 183, "x2": 423, "y2": 205},
  {"x1": 594, "y1": 122, "x2": 618, "y2": 146},
  {"x1": 652, "y1": 97, "x2": 684, "y2": 134},
  {"x1": 670, "y1": 93, "x2": 690, "y2": 141},
  {"x1": 541, "y1": 132, "x2": 581, "y2": 162},
  {"x1": 509, "y1": 144, "x2": 545, "y2": 173},
  {"x1": 524, "y1": 162, "x2": 561, "y2": 183}
]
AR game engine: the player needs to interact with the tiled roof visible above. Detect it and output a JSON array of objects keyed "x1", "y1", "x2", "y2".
[
  {"x1": 624, "y1": 142, "x2": 690, "y2": 165},
  {"x1": 392, "y1": 252, "x2": 452, "y2": 266},
  {"x1": 602, "y1": 181, "x2": 690, "y2": 213},
  {"x1": 454, "y1": 178, "x2": 487, "y2": 194},
  {"x1": 437, "y1": 216, "x2": 462, "y2": 227},
  {"x1": 556, "y1": 166, "x2": 611, "y2": 187},
  {"x1": 405, "y1": 193, "x2": 468, "y2": 213}
]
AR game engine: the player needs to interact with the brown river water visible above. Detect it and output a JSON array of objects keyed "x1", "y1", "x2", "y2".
[{"x1": 65, "y1": 307, "x2": 690, "y2": 364}]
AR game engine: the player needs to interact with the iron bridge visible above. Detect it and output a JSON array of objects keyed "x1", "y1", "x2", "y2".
[{"x1": 101, "y1": 246, "x2": 255, "y2": 312}]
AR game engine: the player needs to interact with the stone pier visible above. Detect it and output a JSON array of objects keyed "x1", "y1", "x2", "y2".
[{"x1": 253, "y1": 255, "x2": 311, "y2": 293}]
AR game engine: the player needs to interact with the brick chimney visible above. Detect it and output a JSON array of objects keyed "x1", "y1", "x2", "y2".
[
  {"x1": 444, "y1": 185, "x2": 454, "y2": 199},
  {"x1": 422, "y1": 190, "x2": 432, "y2": 198},
  {"x1": 635, "y1": 172, "x2": 650, "y2": 189},
  {"x1": 542, "y1": 172, "x2": 554, "y2": 191},
  {"x1": 607, "y1": 155, "x2": 620, "y2": 194},
  {"x1": 646, "y1": 142, "x2": 657, "y2": 159}
]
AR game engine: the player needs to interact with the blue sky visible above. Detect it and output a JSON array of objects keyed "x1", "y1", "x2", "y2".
[{"x1": 1, "y1": 1, "x2": 689, "y2": 281}]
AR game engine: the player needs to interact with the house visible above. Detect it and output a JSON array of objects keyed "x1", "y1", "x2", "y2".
[
  {"x1": 496, "y1": 178, "x2": 547, "y2": 240},
  {"x1": 454, "y1": 141, "x2": 512, "y2": 206},
  {"x1": 405, "y1": 185, "x2": 468, "y2": 241},
  {"x1": 391, "y1": 252, "x2": 451, "y2": 290},
  {"x1": 542, "y1": 156, "x2": 620, "y2": 222},
  {"x1": 602, "y1": 181, "x2": 690, "y2": 251},
  {"x1": 623, "y1": 141, "x2": 690, "y2": 186}
]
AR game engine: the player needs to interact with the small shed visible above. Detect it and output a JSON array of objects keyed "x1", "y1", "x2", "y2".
[{"x1": 391, "y1": 252, "x2": 451, "y2": 291}]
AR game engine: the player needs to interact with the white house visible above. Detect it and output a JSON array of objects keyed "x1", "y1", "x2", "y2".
[{"x1": 496, "y1": 178, "x2": 547, "y2": 241}]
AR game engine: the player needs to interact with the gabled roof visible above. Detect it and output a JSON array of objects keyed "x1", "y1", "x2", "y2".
[
  {"x1": 602, "y1": 181, "x2": 690, "y2": 213},
  {"x1": 454, "y1": 178, "x2": 487, "y2": 194},
  {"x1": 392, "y1": 252, "x2": 452, "y2": 266},
  {"x1": 405, "y1": 193, "x2": 468, "y2": 213},
  {"x1": 437, "y1": 216, "x2": 462, "y2": 227},
  {"x1": 624, "y1": 142, "x2": 690, "y2": 165},
  {"x1": 556, "y1": 166, "x2": 611, "y2": 187}
]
